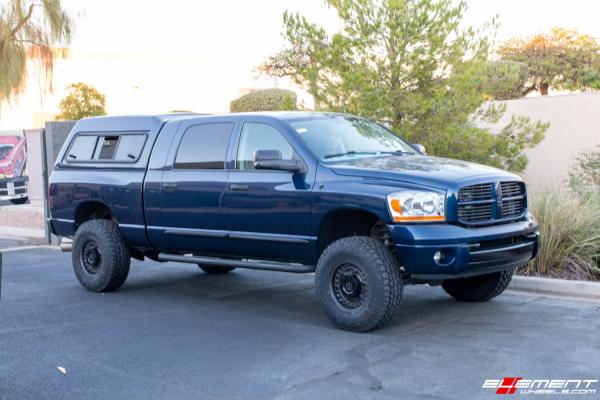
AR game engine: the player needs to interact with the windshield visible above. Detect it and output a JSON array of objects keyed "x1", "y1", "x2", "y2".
[
  {"x1": 288, "y1": 115, "x2": 416, "y2": 161},
  {"x1": 0, "y1": 145, "x2": 14, "y2": 160}
]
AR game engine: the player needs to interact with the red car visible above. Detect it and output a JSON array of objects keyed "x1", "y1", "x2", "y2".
[{"x1": 0, "y1": 134, "x2": 28, "y2": 204}]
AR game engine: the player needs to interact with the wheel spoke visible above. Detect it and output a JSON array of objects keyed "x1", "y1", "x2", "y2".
[
  {"x1": 332, "y1": 263, "x2": 367, "y2": 309},
  {"x1": 81, "y1": 240, "x2": 102, "y2": 275}
]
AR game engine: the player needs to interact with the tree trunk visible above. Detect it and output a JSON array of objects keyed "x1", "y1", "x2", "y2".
[{"x1": 540, "y1": 83, "x2": 549, "y2": 96}]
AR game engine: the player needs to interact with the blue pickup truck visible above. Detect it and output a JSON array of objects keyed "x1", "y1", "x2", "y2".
[{"x1": 49, "y1": 112, "x2": 539, "y2": 331}]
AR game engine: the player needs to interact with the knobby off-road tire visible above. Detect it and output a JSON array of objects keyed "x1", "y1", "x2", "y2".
[
  {"x1": 72, "y1": 219, "x2": 131, "y2": 292},
  {"x1": 442, "y1": 268, "x2": 514, "y2": 302},
  {"x1": 315, "y1": 236, "x2": 403, "y2": 332},
  {"x1": 197, "y1": 264, "x2": 236, "y2": 274},
  {"x1": 9, "y1": 197, "x2": 28, "y2": 205}
]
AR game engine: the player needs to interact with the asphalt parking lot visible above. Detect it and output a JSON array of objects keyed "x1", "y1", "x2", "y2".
[{"x1": 1, "y1": 248, "x2": 599, "y2": 400}]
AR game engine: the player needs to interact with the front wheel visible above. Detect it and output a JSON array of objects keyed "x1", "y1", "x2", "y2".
[
  {"x1": 315, "y1": 236, "x2": 403, "y2": 332},
  {"x1": 442, "y1": 268, "x2": 514, "y2": 302},
  {"x1": 72, "y1": 219, "x2": 131, "y2": 292}
]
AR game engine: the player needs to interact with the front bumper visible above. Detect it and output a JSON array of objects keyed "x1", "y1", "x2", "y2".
[
  {"x1": 0, "y1": 177, "x2": 28, "y2": 200},
  {"x1": 388, "y1": 216, "x2": 539, "y2": 279}
]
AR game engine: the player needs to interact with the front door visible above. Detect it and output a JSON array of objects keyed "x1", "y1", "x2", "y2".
[
  {"x1": 227, "y1": 121, "x2": 314, "y2": 262},
  {"x1": 148, "y1": 120, "x2": 236, "y2": 254}
]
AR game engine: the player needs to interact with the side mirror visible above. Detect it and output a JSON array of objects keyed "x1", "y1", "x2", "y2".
[
  {"x1": 412, "y1": 143, "x2": 427, "y2": 154},
  {"x1": 254, "y1": 149, "x2": 282, "y2": 162},
  {"x1": 254, "y1": 149, "x2": 306, "y2": 173}
]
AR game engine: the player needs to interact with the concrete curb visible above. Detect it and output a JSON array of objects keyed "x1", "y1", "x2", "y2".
[
  {"x1": 509, "y1": 275, "x2": 600, "y2": 301},
  {"x1": 1, "y1": 245, "x2": 59, "y2": 252},
  {"x1": 0, "y1": 227, "x2": 45, "y2": 239}
]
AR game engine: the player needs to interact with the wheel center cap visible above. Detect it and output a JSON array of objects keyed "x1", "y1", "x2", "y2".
[
  {"x1": 341, "y1": 275, "x2": 361, "y2": 297},
  {"x1": 343, "y1": 281, "x2": 355, "y2": 294}
]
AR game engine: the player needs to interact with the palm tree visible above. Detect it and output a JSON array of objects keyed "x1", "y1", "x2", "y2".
[{"x1": 0, "y1": 0, "x2": 72, "y2": 105}]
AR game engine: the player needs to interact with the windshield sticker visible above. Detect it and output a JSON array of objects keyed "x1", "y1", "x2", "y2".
[{"x1": 296, "y1": 128, "x2": 308, "y2": 134}]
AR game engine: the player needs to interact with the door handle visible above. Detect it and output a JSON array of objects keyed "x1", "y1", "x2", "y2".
[
  {"x1": 230, "y1": 184, "x2": 249, "y2": 191},
  {"x1": 162, "y1": 182, "x2": 178, "y2": 190}
]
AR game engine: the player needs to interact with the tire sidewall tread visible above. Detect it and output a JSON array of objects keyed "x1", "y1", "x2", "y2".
[
  {"x1": 315, "y1": 236, "x2": 403, "y2": 332},
  {"x1": 72, "y1": 219, "x2": 130, "y2": 292}
]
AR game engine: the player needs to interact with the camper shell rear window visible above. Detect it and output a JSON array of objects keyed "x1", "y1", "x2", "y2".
[{"x1": 65, "y1": 132, "x2": 147, "y2": 163}]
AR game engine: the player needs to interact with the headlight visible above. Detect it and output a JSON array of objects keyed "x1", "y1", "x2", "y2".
[{"x1": 387, "y1": 190, "x2": 445, "y2": 222}]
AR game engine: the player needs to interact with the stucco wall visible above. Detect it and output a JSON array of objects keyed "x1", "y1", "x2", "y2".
[{"x1": 490, "y1": 94, "x2": 600, "y2": 193}]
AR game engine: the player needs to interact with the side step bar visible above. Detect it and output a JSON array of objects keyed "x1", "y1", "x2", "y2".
[{"x1": 157, "y1": 253, "x2": 316, "y2": 273}]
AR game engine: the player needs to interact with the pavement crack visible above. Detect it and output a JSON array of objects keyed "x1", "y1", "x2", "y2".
[{"x1": 267, "y1": 315, "x2": 464, "y2": 399}]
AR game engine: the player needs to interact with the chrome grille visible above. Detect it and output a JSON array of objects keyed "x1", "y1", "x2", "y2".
[
  {"x1": 457, "y1": 181, "x2": 526, "y2": 225},
  {"x1": 457, "y1": 183, "x2": 492, "y2": 202},
  {"x1": 457, "y1": 203, "x2": 493, "y2": 222},
  {"x1": 499, "y1": 181, "x2": 526, "y2": 218},
  {"x1": 500, "y1": 181, "x2": 522, "y2": 197}
]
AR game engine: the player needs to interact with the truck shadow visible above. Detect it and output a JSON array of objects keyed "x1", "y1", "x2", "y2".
[{"x1": 116, "y1": 260, "x2": 515, "y2": 334}]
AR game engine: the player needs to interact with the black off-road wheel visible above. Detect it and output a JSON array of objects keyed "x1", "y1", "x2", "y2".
[
  {"x1": 315, "y1": 236, "x2": 403, "y2": 332},
  {"x1": 442, "y1": 268, "x2": 514, "y2": 302},
  {"x1": 197, "y1": 264, "x2": 236, "y2": 274},
  {"x1": 72, "y1": 219, "x2": 131, "y2": 292},
  {"x1": 9, "y1": 197, "x2": 28, "y2": 205}
]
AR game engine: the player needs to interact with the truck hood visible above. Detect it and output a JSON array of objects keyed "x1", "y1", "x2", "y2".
[{"x1": 329, "y1": 155, "x2": 520, "y2": 189}]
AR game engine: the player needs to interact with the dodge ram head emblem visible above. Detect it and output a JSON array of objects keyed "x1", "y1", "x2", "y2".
[{"x1": 495, "y1": 182, "x2": 503, "y2": 210}]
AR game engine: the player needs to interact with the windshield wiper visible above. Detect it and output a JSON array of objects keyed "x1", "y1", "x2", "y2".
[
  {"x1": 323, "y1": 151, "x2": 360, "y2": 159},
  {"x1": 381, "y1": 150, "x2": 416, "y2": 156},
  {"x1": 323, "y1": 150, "x2": 415, "y2": 159}
]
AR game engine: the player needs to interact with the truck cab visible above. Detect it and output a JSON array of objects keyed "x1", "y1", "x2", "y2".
[{"x1": 49, "y1": 112, "x2": 539, "y2": 332}]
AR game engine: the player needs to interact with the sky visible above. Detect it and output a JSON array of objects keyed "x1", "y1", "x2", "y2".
[{"x1": 2, "y1": 0, "x2": 600, "y2": 129}]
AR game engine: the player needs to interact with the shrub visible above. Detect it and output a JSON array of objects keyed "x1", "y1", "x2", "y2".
[
  {"x1": 568, "y1": 145, "x2": 600, "y2": 196},
  {"x1": 520, "y1": 189, "x2": 600, "y2": 281},
  {"x1": 230, "y1": 89, "x2": 297, "y2": 113}
]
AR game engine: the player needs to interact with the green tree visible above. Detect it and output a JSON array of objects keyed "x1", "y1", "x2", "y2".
[
  {"x1": 498, "y1": 27, "x2": 600, "y2": 96},
  {"x1": 484, "y1": 60, "x2": 529, "y2": 100},
  {"x1": 261, "y1": 0, "x2": 547, "y2": 172},
  {"x1": 0, "y1": 0, "x2": 72, "y2": 105},
  {"x1": 230, "y1": 88, "x2": 297, "y2": 112},
  {"x1": 56, "y1": 82, "x2": 106, "y2": 120}
]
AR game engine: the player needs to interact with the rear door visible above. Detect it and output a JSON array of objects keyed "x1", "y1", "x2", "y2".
[{"x1": 146, "y1": 117, "x2": 237, "y2": 254}]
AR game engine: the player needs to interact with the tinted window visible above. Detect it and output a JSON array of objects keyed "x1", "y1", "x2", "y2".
[
  {"x1": 67, "y1": 133, "x2": 147, "y2": 163},
  {"x1": 114, "y1": 135, "x2": 146, "y2": 161},
  {"x1": 236, "y1": 123, "x2": 294, "y2": 170},
  {"x1": 175, "y1": 123, "x2": 234, "y2": 169},
  {"x1": 67, "y1": 135, "x2": 98, "y2": 161},
  {"x1": 96, "y1": 136, "x2": 119, "y2": 160}
]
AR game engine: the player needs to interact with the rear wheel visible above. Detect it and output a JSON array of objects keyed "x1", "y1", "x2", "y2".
[
  {"x1": 198, "y1": 264, "x2": 236, "y2": 274},
  {"x1": 315, "y1": 236, "x2": 403, "y2": 332},
  {"x1": 9, "y1": 197, "x2": 28, "y2": 205},
  {"x1": 442, "y1": 268, "x2": 514, "y2": 302},
  {"x1": 72, "y1": 219, "x2": 130, "y2": 292}
]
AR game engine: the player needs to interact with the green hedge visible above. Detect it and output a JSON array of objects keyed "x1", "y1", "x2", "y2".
[{"x1": 230, "y1": 89, "x2": 297, "y2": 112}]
